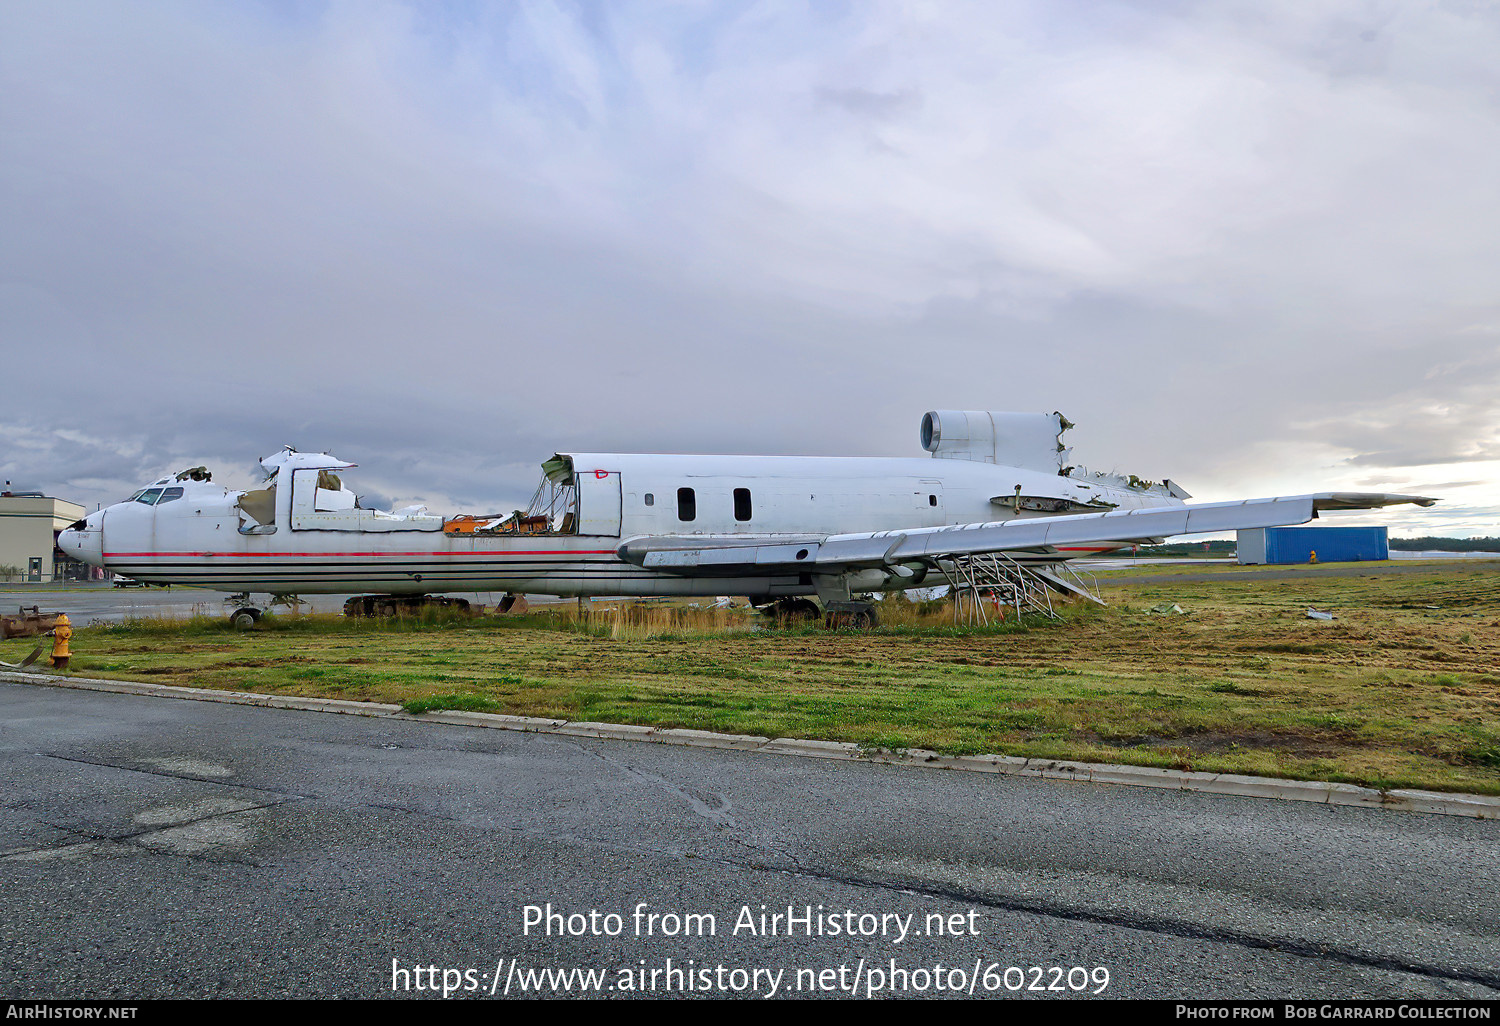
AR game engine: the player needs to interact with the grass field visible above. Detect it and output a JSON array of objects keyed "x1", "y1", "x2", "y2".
[{"x1": 4, "y1": 561, "x2": 1497, "y2": 794}]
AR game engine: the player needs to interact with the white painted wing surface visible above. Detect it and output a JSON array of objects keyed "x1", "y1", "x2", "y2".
[{"x1": 616, "y1": 493, "x2": 1435, "y2": 575}]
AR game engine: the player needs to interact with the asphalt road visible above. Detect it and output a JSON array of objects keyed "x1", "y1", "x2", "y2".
[{"x1": 2, "y1": 681, "x2": 1497, "y2": 1000}]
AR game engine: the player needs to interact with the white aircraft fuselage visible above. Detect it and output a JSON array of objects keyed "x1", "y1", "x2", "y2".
[{"x1": 56, "y1": 411, "x2": 1186, "y2": 602}]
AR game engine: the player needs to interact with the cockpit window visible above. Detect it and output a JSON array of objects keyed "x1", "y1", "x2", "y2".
[{"x1": 131, "y1": 486, "x2": 185, "y2": 506}]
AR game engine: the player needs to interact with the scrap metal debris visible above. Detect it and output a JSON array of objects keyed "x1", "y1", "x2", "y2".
[
  {"x1": 1148, "y1": 602, "x2": 1187, "y2": 615},
  {"x1": 0, "y1": 607, "x2": 62, "y2": 640},
  {"x1": 1306, "y1": 608, "x2": 1336, "y2": 621},
  {"x1": 0, "y1": 643, "x2": 44, "y2": 669}
]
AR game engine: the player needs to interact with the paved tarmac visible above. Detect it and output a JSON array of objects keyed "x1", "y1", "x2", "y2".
[
  {"x1": 1086, "y1": 558, "x2": 1500, "y2": 588},
  {"x1": 2, "y1": 680, "x2": 1497, "y2": 1000},
  {"x1": 0, "y1": 584, "x2": 538, "y2": 624},
  {"x1": 6, "y1": 558, "x2": 1493, "y2": 624},
  {"x1": 0, "y1": 583, "x2": 341, "y2": 623}
]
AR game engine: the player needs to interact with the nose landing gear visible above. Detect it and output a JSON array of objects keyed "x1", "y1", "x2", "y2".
[
  {"x1": 224, "y1": 593, "x2": 269, "y2": 629},
  {"x1": 229, "y1": 607, "x2": 261, "y2": 630}
]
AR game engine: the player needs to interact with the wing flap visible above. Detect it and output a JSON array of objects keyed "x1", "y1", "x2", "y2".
[
  {"x1": 622, "y1": 535, "x2": 824, "y2": 572},
  {"x1": 639, "y1": 539, "x2": 822, "y2": 570},
  {"x1": 816, "y1": 496, "x2": 1321, "y2": 565}
]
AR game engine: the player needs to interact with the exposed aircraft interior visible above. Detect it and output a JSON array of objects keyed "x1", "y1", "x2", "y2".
[{"x1": 232, "y1": 460, "x2": 583, "y2": 537}]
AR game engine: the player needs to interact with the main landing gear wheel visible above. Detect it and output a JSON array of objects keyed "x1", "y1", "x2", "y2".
[
  {"x1": 758, "y1": 598, "x2": 822, "y2": 624},
  {"x1": 824, "y1": 601, "x2": 879, "y2": 630},
  {"x1": 229, "y1": 608, "x2": 262, "y2": 630},
  {"x1": 341, "y1": 595, "x2": 474, "y2": 618}
]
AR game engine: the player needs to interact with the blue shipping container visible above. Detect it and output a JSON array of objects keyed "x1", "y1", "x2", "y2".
[{"x1": 1237, "y1": 526, "x2": 1389, "y2": 565}]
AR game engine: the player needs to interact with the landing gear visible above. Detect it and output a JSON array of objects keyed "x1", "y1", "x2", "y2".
[
  {"x1": 756, "y1": 597, "x2": 880, "y2": 629},
  {"x1": 341, "y1": 595, "x2": 473, "y2": 618},
  {"x1": 757, "y1": 598, "x2": 822, "y2": 624},
  {"x1": 222, "y1": 593, "x2": 264, "y2": 629},
  {"x1": 824, "y1": 600, "x2": 879, "y2": 630},
  {"x1": 229, "y1": 607, "x2": 261, "y2": 630}
]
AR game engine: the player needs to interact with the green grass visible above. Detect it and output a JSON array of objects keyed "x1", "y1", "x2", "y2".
[
  {"x1": 400, "y1": 692, "x2": 507, "y2": 715},
  {"x1": 3, "y1": 564, "x2": 1497, "y2": 794}
]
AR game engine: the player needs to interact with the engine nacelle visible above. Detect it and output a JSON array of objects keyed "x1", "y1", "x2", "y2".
[{"x1": 920, "y1": 410, "x2": 1073, "y2": 473}]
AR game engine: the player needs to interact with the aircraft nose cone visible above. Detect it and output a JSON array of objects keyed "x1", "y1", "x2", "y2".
[
  {"x1": 58, "y1": 516, "x2": 104, "y2": 566},
  {"x1": 58, "y1": 528, "x2": 81, "y2": 557}
]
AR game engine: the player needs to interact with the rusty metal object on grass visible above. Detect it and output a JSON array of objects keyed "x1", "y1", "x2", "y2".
[
  {"x1": 0, "y1": 607, "x2": 61, "y2": 640},
  {"x1": 0, "y1": 643, "x2": 44, "y2": 669}
]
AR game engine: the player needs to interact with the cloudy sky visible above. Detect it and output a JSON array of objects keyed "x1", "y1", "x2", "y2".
[{"x1": 3, "y1": 0, "x2": 1497, "y2": 536}]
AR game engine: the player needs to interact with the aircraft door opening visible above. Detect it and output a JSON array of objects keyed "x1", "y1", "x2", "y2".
[
  {"x1": 918, "y1": 480, "x2": 945, "y2": 527},
  {"x1": 576, "y1": 469, "x2": 622, "y2": 536}
]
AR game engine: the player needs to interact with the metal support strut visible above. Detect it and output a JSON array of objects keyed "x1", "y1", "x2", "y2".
[{"x1": 936, "y1": 553, "x2": 1104, "y2": 626}]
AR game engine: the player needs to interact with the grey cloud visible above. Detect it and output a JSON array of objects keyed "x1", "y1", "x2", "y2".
[
  {"x1": 1344, "y1": 447, "x2": 1500, "y2": 469},
  {"x1": 815, "y1": 86, "x2": 921, "y2": 120},
  {"x1": 1355, "y1": 477, "x2": 1488, "y2": 492},
  {"x1": 2, "y1": 1, "x2": 1499, "y2": 534}
]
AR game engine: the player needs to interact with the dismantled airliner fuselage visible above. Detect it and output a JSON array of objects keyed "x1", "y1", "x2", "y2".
[{"x1": 57, "y1": 410, "x2": 1432, "y2": 623}]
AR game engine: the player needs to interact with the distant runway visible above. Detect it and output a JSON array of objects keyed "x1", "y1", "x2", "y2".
[
  {"x1": 2, "y1": 679, "x2": 1496, "y2": 999},
  {"x1": 0, "y1": 583, "x2": 539, "y2": 623},
  {"x1": 1080, "y1": 557, "x2": 1500, "y2": 588},
  {"x1": 5, "y1": 558, "x2": 1495, "y2": 621}
]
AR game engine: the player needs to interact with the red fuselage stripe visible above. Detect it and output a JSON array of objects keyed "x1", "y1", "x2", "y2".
[{"x1": 103, "y1": 550, "x2": 618, "y2": 558}]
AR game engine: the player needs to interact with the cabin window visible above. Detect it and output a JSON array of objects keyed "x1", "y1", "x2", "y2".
[
  {"x1": 155, "y1": 487, "x2": 184, "y2": 505},
  {"x1": 133, "y1": 488, "x2": 164, "y2": 506},
  {"x1": 929, "y1": 494, "x2": 937, "y2": 506},
  {"x1": 644, "y1": 493, "x2": 654, "y2": 506},
  {"x1": 734, "y1": 487, "x2": 752, "y2": 522},
  {"x1": 677, "y1": 487, "x2": 696, "y2": 522}
]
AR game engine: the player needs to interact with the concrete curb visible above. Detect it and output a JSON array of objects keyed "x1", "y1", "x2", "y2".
[{"x1": 5, "y1": 669, "x2": 1498, "y2": 820}]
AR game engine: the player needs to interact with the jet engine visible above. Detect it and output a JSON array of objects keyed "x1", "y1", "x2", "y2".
[{"x1": 920, "y1": 410, "x2": 1073, "y2": 473}]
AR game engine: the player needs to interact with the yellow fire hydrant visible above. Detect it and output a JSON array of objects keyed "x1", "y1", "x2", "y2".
[{"x1": 49, "y1": 613, "x2": 71, "y2": 670}]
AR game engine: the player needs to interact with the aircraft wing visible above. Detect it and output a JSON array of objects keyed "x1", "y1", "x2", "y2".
[{"x1": 616, "y1": 492, "x2": 1435, "y2": 576}]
